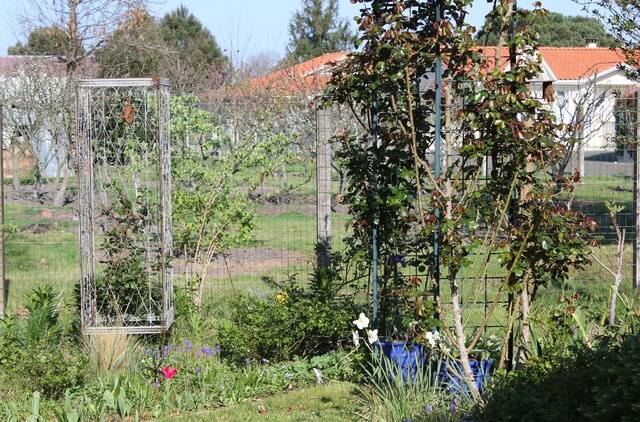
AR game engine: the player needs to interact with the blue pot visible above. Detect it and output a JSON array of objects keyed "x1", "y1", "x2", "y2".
[
  {"x1": 374, "y1": 341, "x2": 426, "y2": 383},
  {"x1": 438, "y1": 358, "x2": 493, "y2": 394}
]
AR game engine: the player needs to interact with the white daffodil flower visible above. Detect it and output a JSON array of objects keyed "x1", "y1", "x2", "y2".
[
  {"x1": 353, "y1": 313, "x2": 370, "y2": 330},
  {"x1": 426, "y1": 331, "x2": 437, "y2": 347},
  {"x1": 352, "y1": 330, "x2": 360, "y2": 347},
  {"x1": 367, "y1": 329, "x2": 379, "y2": 344}
]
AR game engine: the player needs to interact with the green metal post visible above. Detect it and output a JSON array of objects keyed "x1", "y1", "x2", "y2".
[
  {"x1": 372, "y1": 101, "x2": 379, "y2": 328},
  {"x1": 433, "y1": 1, "x2": 442, "y2": 318}
]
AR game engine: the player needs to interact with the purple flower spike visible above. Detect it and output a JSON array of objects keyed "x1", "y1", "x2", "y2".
[
  {"x1": 425, "y1": 405, "x2": 432, "y2": 413},
  {"x1": 144, "y1": 349, "x2": 151, "y2": 355},
  {"x1": 169, "y1": 343, "x2": 174, "y2": 351},
  {"x1": 195, "y1": 366, "x2": 201, "y2": 375},
  {"x1": 196, "y1": 353, "x2": 202, "y2": 359},
  {"x1": 202, "y1": 346, "x2": 213, "y2": 356},
  {"x1": 214, "y1": 345, "x2": 221, "y2": 354},
  {"x1": 245, "y1": 358, "x2": 251, "y2": 367},
  {"x1": 450, "y1": 402, "x2": 456, "y2": 414},
  {"x1": 185, "y1": 339, "x2": 193, "y2": 351}
]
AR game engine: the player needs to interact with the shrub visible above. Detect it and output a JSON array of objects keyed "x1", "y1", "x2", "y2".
[
  {"x1": 0, "y1": 339, "x2": 88, "y2": 399},
  {"x1": 478, "y1": 334, "x2": 640, "y2": 421},
  {"x1": 0, "y1": 285, "x2": 89, "y2": 399},
  {"x1": 218, "y1": 268, "x2": 358, "y2": 364}
]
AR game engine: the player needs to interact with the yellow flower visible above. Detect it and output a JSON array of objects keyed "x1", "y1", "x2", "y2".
[{"x1": 276, "y1": 291, "x2": 288, "y2": 303}]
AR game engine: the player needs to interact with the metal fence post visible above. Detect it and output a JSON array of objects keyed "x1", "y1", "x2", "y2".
[
  {"x1": 316, "y1": 107, "x2": 332, "y2": 268},
  {"x1": 0, "y1": 104, "x2": 5, "y2": 317},
  {"x1": 634, "y1": 91, "x2": 639, "y2": 290}
]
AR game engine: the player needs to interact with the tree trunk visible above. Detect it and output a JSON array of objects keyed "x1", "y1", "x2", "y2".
[
  {"x1": 11, "y1": 149, "x2": 20, "y2": 191},
  {"x1": 517, "y1": 280, "x2": 532, "y2": 366},
  {"x1": 609, "y1": 228, "x2": 626, "y2": 325},
  {"x1": 53, "y1": 167, "x2": 69, "y2": 207},
  {"x1": 451, "y1": 277, "x2": 481, "y2": 401}
]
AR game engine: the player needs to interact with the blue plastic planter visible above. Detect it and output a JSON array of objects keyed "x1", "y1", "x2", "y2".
[
  {"x1": 438, "y1": 358, "x2": 493, "y2": 394},
  {"x1": 374, "y1": 341, "x2": 426, "y2": 383}
]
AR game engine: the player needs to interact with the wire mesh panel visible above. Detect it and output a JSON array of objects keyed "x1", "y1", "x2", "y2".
[
  {"x1": 1, "y1": 94, "x2": 79, "y2": 317},
  {"x1": 169, "y1": 96, "x2": 336, "y2": 306},
  {"x1": 76, "y1": 78, "x2": 173, "y2": 334}
]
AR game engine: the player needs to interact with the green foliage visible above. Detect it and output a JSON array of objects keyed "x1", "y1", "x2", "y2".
[
  {"x1": 323, "y1": 1, "x2": 594, "y2": 398},
  {"x1": 161, "y1": 6, "x2": 226, "y2": 68},
  {"x1": 0, "y1": 287, "x2": 87, "y2": 401},
  {"x1": 218, "y1": 269, "x2": 358, "y2": 364},
  {"x1": 358, "y1": 352, "x2": 468, "y2": 422},
  {"x1": 96, "y1": 8, "x2": 167, "y2": 78},
  {"x1": 170, "y1": 93, "x2": 298, "y2": 305},
  {"x1": 477, "y1": 11, "x2": 616, "y2": 47},
  {"x1": 23, "y1": 285, "x2": 62, "y2": 344},
  {"x1": 8, "y1": 26, "x2": 83, "y2": 56},
  {"x1": 97, "y1": 6, "x2": 226, "y2": 89},
  {"x1": 478, "y1": 334, "x2": 640, "y2": 421},
  {"x1": 0, "y1": 339, "x2": 88, "y2": 400},
  {"x1": 94, "y1": 184, "x2": 163, "y2": 319},
  {"x1": 285, "y1": 0, "x2": 356, "y2": 63}
]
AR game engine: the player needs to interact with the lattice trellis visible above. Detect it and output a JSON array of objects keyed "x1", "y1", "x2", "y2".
[{"x1": 76, "y1": 78, "x2": 173, "y2": 334}]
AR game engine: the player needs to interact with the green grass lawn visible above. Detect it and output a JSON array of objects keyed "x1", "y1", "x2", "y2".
[{"x1": 160, "y1": 382, "x2": 361, "y2": 422}]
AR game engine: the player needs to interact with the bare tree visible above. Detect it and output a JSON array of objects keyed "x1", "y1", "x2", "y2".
[
  {"x1": 552, "y1": 77, "x2": 631, "y2": 180},
  {"x1": 0, "y1": 59, "x2": 73, "y2": 204},
  {"x1": 13, "y1": 0, "x2": 154, "y2": 75},
  {"x1": 3, "y1": 1, "x2": 156, "y2": 204}
]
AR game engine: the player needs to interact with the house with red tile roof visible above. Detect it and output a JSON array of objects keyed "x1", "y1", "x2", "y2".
[
  {"x1": 538, "y1": 45, "x2": 636, "y2": 156},
  {"x1": 248, "y1": 51, "x2": 350, "y2": 98},
  {"x1": 269, "y1": 44, "x2": 635, "y2": 166},
  {"x1": 472, "y1": 44, "x2": 636, "y2": 165}
]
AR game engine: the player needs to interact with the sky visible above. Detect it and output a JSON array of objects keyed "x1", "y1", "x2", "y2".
[{"x1": 0, "y1": 0, "x2": 595, "y2": 61}]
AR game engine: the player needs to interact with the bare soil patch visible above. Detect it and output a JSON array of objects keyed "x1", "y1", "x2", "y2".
[{"x1": 173, "y1": 247, "x2": 313, "y2": 280}]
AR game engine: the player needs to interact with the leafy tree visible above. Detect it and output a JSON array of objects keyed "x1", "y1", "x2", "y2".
[
  {"x1": 7, "y1": 26, "x2": 85, "y2": 56},
  {"x1": 323, "y1": 0, "x2": 593, "y2": 402},
  {"x1": 96, "y1": 8, "x2": 168, "y2": 78},
  {"x1": 477, "y1": 11, "x2": 616, "y2": 46},
  {"x1": 96, "y1": 6, "x2": 227, "y2": 92},
  {"x1": 160, "y1": 5, "x2": 227, "y2": 91},
  {"x1": 171, "y1": 91, "x2": 300, "y2": 306},
  {"x1": 285, "y1": 0, "x2": 356, "y2": 63}
]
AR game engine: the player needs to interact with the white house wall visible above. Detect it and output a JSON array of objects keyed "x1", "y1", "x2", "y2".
[{"x1": 553, "y1": 69, "x2": 638, "y2": 152}]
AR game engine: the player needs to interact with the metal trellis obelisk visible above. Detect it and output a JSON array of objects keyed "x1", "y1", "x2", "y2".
[{"x1": 76, "y1": 78, "x2": 173, "y2": 334}]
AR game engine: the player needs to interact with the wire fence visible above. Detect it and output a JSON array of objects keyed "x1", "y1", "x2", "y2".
[{"x1": 0, "y1": 90, "x2": 638, "y2": 327}]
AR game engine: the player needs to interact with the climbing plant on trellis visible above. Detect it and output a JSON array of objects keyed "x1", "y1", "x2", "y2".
[{"x1": 76, "y1": 78, "x2": 173, "y2": 334}]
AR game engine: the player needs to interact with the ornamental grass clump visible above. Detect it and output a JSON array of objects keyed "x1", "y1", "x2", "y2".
[{"x1": 85, "y1": 330, "x2": 135, "y2": 373}]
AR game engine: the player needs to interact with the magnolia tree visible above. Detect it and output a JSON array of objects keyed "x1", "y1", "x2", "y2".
[{"x1": 323, "y1": 0, "x2": 593, "y2": 401}]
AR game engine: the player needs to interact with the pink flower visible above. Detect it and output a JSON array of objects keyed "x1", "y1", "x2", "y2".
[{"x1": 161, "y1": 366, "x2": 178, "y2": 379}]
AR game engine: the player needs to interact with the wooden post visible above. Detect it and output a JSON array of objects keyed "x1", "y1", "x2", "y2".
[{"x1": 316, "y1": 107, "x2": 332, "y2": 268}]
